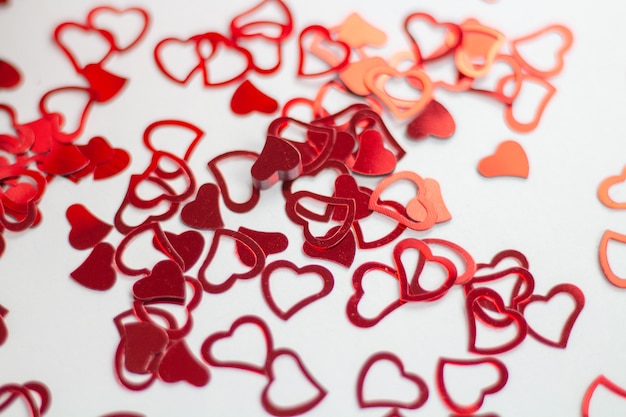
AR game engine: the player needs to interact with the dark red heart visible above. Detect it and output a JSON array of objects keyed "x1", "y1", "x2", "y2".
[
  {"x1": 123, "y1": 322, "x2": 169, "y2": 374},
  {"x1": 236, "y1": 227, "x2": 288, "y2": 267},
  {"x1": 70, "y1": 242, "x2": 116, "y2": 291},
  {"x1": 132, "y1": 259, "x2": 186, "y2": 302},
  {"x1": 66, "y1": 203, "x2": 113, "y2": 250},
  {"x1": 158, "y1": 340, "x2": 210, "y2": 387},
  {"x1": 0, "y1": 59, "x2": 20, "y2": 89},
  {"x1": 0, "y1": 305, "x2": 8, "y2": 346},
  {"x1": 231, "y1": 79, "x2": 278, "y2": 115},
  {"x1": 349, "y1": 129, "x2": 397, "y2": 175},
  {"x1": 406, "y1": 99, "x2": 456, "y2": 139},
  {"x1": 153, "y1": 230, "x2": 205, "y2": 272},
  {"x1": 302, "y1": 225, "x2": 356, "y2": 268},
  {"x1": 251, "y1": 135, "x2": 302, "y2": 189},
  {"x1": 180, "y1": 183, "x2": 224, "y2": 230}
]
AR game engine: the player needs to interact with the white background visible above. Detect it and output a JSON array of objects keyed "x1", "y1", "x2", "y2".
[{"x1": 1, "y1": 0, "x2": 626, "y2": 415}]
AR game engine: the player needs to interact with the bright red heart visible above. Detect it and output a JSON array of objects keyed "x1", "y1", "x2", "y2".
[
  {"x1": 349, "y1": 130, "x2": 397, "y2": 176},
  {"x1": 38, "y1": 141, "x2": 90, "y2": 176},
  {"x1": 82, "y1": 63, "x2": 127, "y2": 103},
  {"x1": 93, "y1": 148, "x2": 130, "y2": 180},
  {"x1": 357, "y1": 352, "x2": 429, "y2": 409},
  {"x1": 518, "y1": 283, "x2": 585, "y2": 348},
  {"x1": 236, "y1": 227, "x2": 288, "y2": 267},
  {"x1": 582, "y1": 375, "x2": 626, "y2": 417},
  {"x1": 406, "y1": 99, "x2": 455, "y2": 139},
  {"x1": 436, "y1": 357, "x2": 508, "y2": 414},
  {"x1": 251, "y1": 135, "x2": 302, "y2": 189},
  {"x1": 66, "y1": 203, "x2": 113, "y2": 250},
  {"x1": 70, "y1": 242, "x2": 116, "y2": 291},
  {"x1": 122, "y1": 322, "x2": 169, "y2": 374},
  {"x1": 158, "y1": 340, "x2": 210, "y2": 387},
  {"x1": 208, "y1": 150, "x2": 260, "y2": 213},
  {"x1": 180, "y1": 183, "x2": 224, "y2": 230},
  {"x1": 346, "y1": 261, "x2": 404, "y2": 328},
  {"x1": 200, "y1": 315, "x2": 274, "y2": 375},
  {"x1": 297, "y1": 25, "x2": 350, "y2": 77},
  {"x1": 261, "y1": 349, "x2": 327, "y2": 416},
  {"x1": 465, "y1": 287, "x2": 528, "y2": 355},
  {"x1": 132, "y1": 260, "x2": 186, "y2": 302},
  {"x1": 0, "y1": 59, "x2": 20, "y2": 89},
  {"x1": 231, "y1": 80, "x2": 278, "y2": 115},
  {"x1": 261, "y1": 260, "x2": 334, "y2": 320},
  {"x1": 332, "y1": 174, "x2": 372, "y2": 221},
  {"x1": 86, "y1": 6, "x2": 150, "y2": 52},
  {"x1": 393, "y1": 237, "x2": 458, "y2": 302}
]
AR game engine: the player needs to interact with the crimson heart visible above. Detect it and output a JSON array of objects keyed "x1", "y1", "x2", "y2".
[
  {"x1": 393, "y1": 238, "x2": 457, "y2": 302},
  {"x1": 231, "y1": 79, "x2": 278, "y2": 115},
  {"x1": 122, "y1": 322, "x2": 169, "y2": 374},
  {"x1": 435, "y1": 357, "x2": 508, "y2": 415},
  {"x1": 332, "y1": 174, "x2": 372, "y2": 221},
  {"x1": 261, "y1": 349, "x2": 327, "y2": 416},
  {"x1": 153, "y1": 230, "x2": 204, "y2": 272},
  {"x1": 70, "y1": 242, "x2": 116, "y2": 291},
  {"x1": 236, "y1": 227, "x2": 288, "y2": 267},
  {"x1": 406, "y1": 99, "x2": 455, "y2": 139},
  {"x1": 200, "y1": 315, "x2": 274, "y2": 375},
  {"x1": 261, "y1": 260, "x2": 334, "y2": 320},
  {"x1": 349, "y1": 129, "x2": 397, "y2": 175},
  {"x1": 158, "y1": 340, "x2": 210, "y2": 387},
  {"x1": 0, "y1": 59, "x2": 20, "y2": 89},
  {"x1": 82, "y1": 63, "x2": 127, "y2": 103},
  {"x1": 132, "y1": 260, "x2": 186, "y2": 302},
  {"x1": 0, "y1": 305, "x2": 8, "y2": 346},
  {"x1": 346, "y1": 261, "x2": 404, "y2": 328},
  {"x1": 93, "y1": 148, "x2": 130, "y2": 180},
  {"x1": 66, "y1": 203, "x2": 113, "y2": 250},
  {"x1": 208, "y1": 150, "x2": 260, "y2": 213},
  {"x1": 38, "y1": 141, "x2": 90, "y2": 176},
  {"x1": 357, "y1": 352, "x2": 429, "y2": 409},
  {"x1": 303, "y1": 225, "x2": 356, "y2": 268},
  {"x1": 180, "y1": 183, "x2": 224, "y2": 230},
  {"x1": 251, "y1": 135, "x2": 303, "y2": 189}
]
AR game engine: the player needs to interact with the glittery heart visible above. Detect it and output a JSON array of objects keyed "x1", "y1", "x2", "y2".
[
  {"x1": 357, "y1": 352, "x2": 429, "y2": 409},
  {"x1": 251, "y1": 135, "x2": 302, "y2": 189},
  {"x1": 303, "y1": 225, "x2": 356, "y2": 268},
  {"x1": 132, "y1": 260, "x2": 186, "y2": 302},
  {"x1": 231, "y1": 79, "x2": 278, "y2": 115},
  {"x1": 180, "y1": 183, "x2": 224, "y2": 230},
  {"x1": 153, "y1": 230, "x2": 204, "y2": 272},
  {"x1": 158, "y1": 340, "x2": 210, "y2": 387},
  {"x1": 70, "y1": 242, "x2": 117, "y2": 291},
  {"x1": 122, "y1": 322, "x2": 169, "y2": 374},
  {"x1": 236, "y1": 227, "x2": 288, "y2": 267},
  {"x1": 66, "y1": 203, "x2": 112, "y2": 250},
  {"x1": 261, "y1": 260, "x2": 334, "y2": 320},
  {"x1": 477, "y1": 140, "x2": 529, "y2": 179},
  {"x1": 406, "y1": 100, "x2": 455, "y2": 139}
]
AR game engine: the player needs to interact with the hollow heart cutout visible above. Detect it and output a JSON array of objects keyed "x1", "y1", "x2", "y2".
[
  {"x1": 261, "y1": 260, "x2": 334, "y2": 320},
  {"x1": 231, "y1": 80, "x2": 278, "y2": 115},
  {"x1": 229, "y1": 0, "x2": 294, "y2": 41},
  {"x1": 474, "y1": 249, "x2": 529, "y2": 279},
  {"x1": 208, "y1": 150, "x2": 260, "y2": 213},
  {"x1": 181, "y1": 183, "x2": 224, "y2": 230},
  {"x1": 393, "y1": 238, "x2": 457, "y2": 302},
  {"x1": 297, "y1": 25, "x2": 351, "y2": 77},
  {"x1": 465, "y1": 287, "x2": 528, "y2": 355},
  {"x1": 200, "y1": 315, "x2": 274, "y2": 375},
  {"x1": 132, "y1": 259, "x2": 186, "y2": 303},
  {"x1": 510, "y1": 24, "x2": 573, "y2": 79},
  {"x1": 403, "y1": 13, "x2": 462, "y2": 63},
  {"x1": 70, "y1": 242, "x2": 116, "y2": 291},
  {"x1": 158, "y1": 340, "x2": 210, "y2": 387},
  {"x1": 357, "y1": 352, "x2": 429, "y2": 409},
  {"x1": 500, "y1": 74, "x2": 556, "y2": 133},
  {"x1": 477, "y1": 140, "x2": 529, "y2": 179},
  {"x1": 599, "y1": 229, "x2": 626, "y2": 288},
  {"x1": 197, "y1": 228, "x2": 266, "y2": 293},
  {"x1": 303, "y1": 225, "x2": 356, "y2": 268},
  {"x1": 0, "y1": 305, "x2": 7, "y2": 346},
  {"x1": 53, "y1": 22, "x2": 115, "y2": 73},
  {"x1": 66, "y1": 203, "x2": 112, "y2": 250},
  {"x1": 582, "y1": 375, "x2": 626, "y2": 417},
  {"x1": 518, "y1": 283, "x2": 585, "y2": 348},
  {"x1": 153, "y1": 36, "x2": 204, "y2": 85},
  {"x1": 598, "y1": 166, "x2": 626, "y2": 209},
  {"x1": 406, "y1": 99, "x2": 455, "y2": 139},
  {"x1": 261, "y1": 349, "x2": 327, "y2": 417},
  {"x1": 86, "y1": 6, "x2": 150, "y2": 52},
  {"x1": 346, "y1": 261, "x2": 404, "y2": 328},
  {"x1": 436, "y1": 357, "x2": 508, "y2": 415}
]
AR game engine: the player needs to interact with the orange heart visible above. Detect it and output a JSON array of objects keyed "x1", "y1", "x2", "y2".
[
  {"x1": 499, "y1": 74, "x2": 556, "y2": 133},
  {"x1": 510, "y1": 24, "x2": 573, "y2": 79},
  {"x1": 364, "y1": 66, "x2": 433, "y2": 119},
  {"x1": 334, "y1": 13, "x2": 387, "y2": 49},
  {"x1": 339, "y1": 56, "x2": 387, "y2": 96},
  {"x1": 455, "y1": 18, "x2": 505, "y2": 78},
  {"x1": 406, "y1": 178, "x2": 451, "y2": 223},
  {"x1": 369, "y1": 171, "x2": 437, "y2": 231},
  {"x1": 599, "y1": 230, "x2": 626, "y2": 288},
  {"x1": 477, "y1": 140, "x2": 529, "y2": 179},
  {"x1": 597, "y1": 166, "x2": 626, "y2": 209}
]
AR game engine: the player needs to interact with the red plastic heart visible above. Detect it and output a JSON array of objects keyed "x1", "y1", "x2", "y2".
[
  {"x1": 66, "y1": 203, "x2": 112, "y2": 250},
  {"x1": 70, "y1": 242, "x2": 116, "y2": 291}
]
